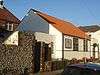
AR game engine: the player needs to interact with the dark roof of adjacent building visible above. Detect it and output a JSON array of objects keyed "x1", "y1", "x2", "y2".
[
  {"x1": 32, "y1": 9, "x2": 88, "y2": 39},
  {"x1": 0, "y1": 28, "x2": 12, "y2": 42},
  {"x1": 0, "y1": 7, "x2": 20, "y2": 24},
  {"x1": 79, "y1": 25, "x2": 100, "y2": 32}
]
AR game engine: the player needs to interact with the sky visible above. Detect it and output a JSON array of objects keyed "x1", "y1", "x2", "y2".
[{"x1": 4, "y1": 0, "x2": 100, "y2": 26}]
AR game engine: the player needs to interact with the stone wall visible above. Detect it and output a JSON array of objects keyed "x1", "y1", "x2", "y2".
[{"x1": 0, "y1": 31, "x2": 35, "y2": 75}]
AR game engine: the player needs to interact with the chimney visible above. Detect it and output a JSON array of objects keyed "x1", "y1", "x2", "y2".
[{"x1": 0, "y1": 0, "x2": 4, "y2": 9}]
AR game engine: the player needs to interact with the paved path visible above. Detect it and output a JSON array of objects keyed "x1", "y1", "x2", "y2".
[{"x1": 33, "y1": 70, "x2": 63, "y2": 75}]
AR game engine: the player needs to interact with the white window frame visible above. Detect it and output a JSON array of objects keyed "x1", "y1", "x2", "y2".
[
  {"x1": 7, "y1": 23, "x2": 13, "y2": 31},
  {"x1": 65, "y1": 38, "x2": 72, "y2": 49}
]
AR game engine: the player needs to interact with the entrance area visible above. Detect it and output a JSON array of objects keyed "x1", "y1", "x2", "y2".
[{"x1": 34, "y1": 41, "x2": 51, "y2": 73}]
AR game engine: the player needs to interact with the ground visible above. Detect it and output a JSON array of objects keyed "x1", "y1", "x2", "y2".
[{"x1": 33, "y1": 70, "x2": 63, "y2": 75}]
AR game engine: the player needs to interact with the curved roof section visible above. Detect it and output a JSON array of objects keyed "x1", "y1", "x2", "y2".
[
  {"x1": 79, "y1": 25, "x2": 100, "y2": 32},
  {"x1": 32, "y1": 9, "x2": 88, "y2": 39},
  {"x1": 0, "y1": 7, "x2": 20, "y2": 24}
]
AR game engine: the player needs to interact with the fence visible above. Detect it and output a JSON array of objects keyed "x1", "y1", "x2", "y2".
[{"x1": 43, "y1": 57, "x2": 99, "y2": 72}]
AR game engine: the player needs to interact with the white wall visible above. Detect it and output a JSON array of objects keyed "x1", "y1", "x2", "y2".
[
  {"x1": 63, "y1": 37, "x2": 91, "y2": 60},
  {"x1": 64, "y1": 51, "x2": 90, "y2": 60},
  {"x1": 49, "y1": 24, "x2": 63, "y2": 59},
  {"x1": 90, "y1": 31, "x2": 100, "y2": 47},
  {"x1": 17, "y1": 9, "x2": 49, "y2": 33},
  {"x1": 34, "y1": 32, "x2": 53, "y2": 44},
  {"x1": 4, "y1": 31, "x2": 19, "y2": 45},
  {"x1": 89, "y1": 30, "x2": 100, "y2": 58}
]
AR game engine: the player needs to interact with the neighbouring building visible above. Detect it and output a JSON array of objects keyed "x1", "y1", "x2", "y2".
[
  {"x1": 0, "y1": 0, "x2": 20, "y2": 31},
  {"x1": 17, "y1": 9, "x2": 90, "y2": 60},
  {"x1": 0, "y1": 0, "x2": 20, "y2": 45},
  {"x1": 79, "y1": 25, "x2": 100, "y2": 58}
]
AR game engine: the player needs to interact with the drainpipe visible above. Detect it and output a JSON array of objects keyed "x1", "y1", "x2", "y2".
[
  {"x1": 93, "y1": 43, "x2": 97, "y2": 59},
  {"x1": 62, "y1": 34, "x2": 64, "y2": 60},
  {"x1": 98, "y1": 44, "x2": 99, "y2": 59}
]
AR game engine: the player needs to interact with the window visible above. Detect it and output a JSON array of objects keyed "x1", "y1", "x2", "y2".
[
  {"x1": 84, "y1": 39, "x2": 88, "y2": 52},
  {"x1": 6, "y1": 23, "x2": 13, "y2": 31},
  {"x1": 65, "y1": 38, "x2": 72, "y2": 49},
  {"x1": 73, "y1": 37, "x2": 78, "y2": 51},
  {"x1": 0, "y1": 1, "x2": 3, "y2": 6},
  {"x1": 0, "y1": 23, "x2": 5, "y2": 29}
]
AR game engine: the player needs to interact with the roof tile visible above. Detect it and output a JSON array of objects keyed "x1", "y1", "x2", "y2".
[{"x1": 0, "y1": 7, "x2": 20, "y2": 24}]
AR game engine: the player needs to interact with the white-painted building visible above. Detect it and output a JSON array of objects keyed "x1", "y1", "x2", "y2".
[
  {"x1": 16, "y1": 9, "x2": 90, "y2": 60},
  {"x1": 0, "y1": 0, "x2": 20, "y2": 31},
  {"x1": 79, "y1": 25, "x2": 100, "y2": 58},
  {"x1": 3, "y1": 30, "x2": 53, "y2": 47}
]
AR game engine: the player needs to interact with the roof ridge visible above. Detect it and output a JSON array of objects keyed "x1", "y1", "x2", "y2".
[{"x1": 31, "y1": 9, "x2": 84, "y2": 32}]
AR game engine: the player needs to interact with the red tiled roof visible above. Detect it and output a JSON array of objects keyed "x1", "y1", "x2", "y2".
[
  {"x1": 32, "y1": 9, "x2": 88, "y2": 39},
  {"x1": 0, "y1": 7, "x2": 20, "y2": 24}
]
